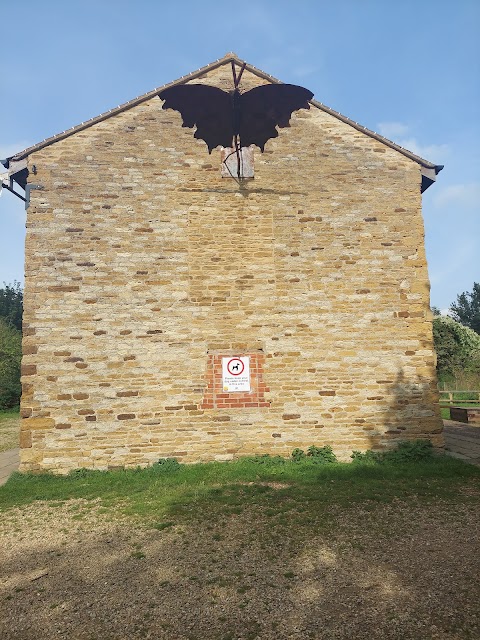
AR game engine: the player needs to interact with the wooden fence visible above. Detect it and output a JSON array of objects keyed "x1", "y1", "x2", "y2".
[{"x1": 438, "y1": 390, "x2": 480, "y2": 405}]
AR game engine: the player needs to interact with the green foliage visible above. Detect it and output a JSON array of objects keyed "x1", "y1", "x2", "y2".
[
  {"x1": 384, "y1": 439, "x2": 433, "y2": 462},
  {"x1": 291, "y1": 448, "x2": 306, "y2": 462},
  {"x1": 69, "y1": 467, "x2": 99, "y2": 478},
  {"x1": 450, "y1": 282, "x2": 480, "y2": 335},
  {"x1": 291, "y1": 445, "x2": 337, "y2": 463},
  {"x1": 153, "y1": 458, "x2": 182, "y2": 472},
  {"x1": 307, "y1": 445, "x2": 337, "y2": 463},
  {"x1": 351, "y1": 439, "x2": 434, "y2": 464},
  {"x1": 0, "y1": 318, "x2": 22, "y2": 410},
  {"x1": 243, "y1": 454, "x2": 287, "y2": 465},
  {"x1": 351, "y1": 449, "x2": 383, "y2": 464},
  {"x1": 439, "y1": 391, "x2": 478, "y2": 401},
  {"x1": 0, "y1": 282, "x2": 23, "y2": 332},
  {"x1": 432, "y1": 315, "x2": 480, "y2": 384},
  {"x1": 1, "y1": 451, "x2": 478, "y2": 523}
]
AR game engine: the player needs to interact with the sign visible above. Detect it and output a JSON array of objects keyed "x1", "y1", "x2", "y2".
[
  {"x1": 222, "y1": 356, "x2": 251, "y2": 392},
  {"x1": 221, "y1": 146, "x2": 254, "y2": 178}
]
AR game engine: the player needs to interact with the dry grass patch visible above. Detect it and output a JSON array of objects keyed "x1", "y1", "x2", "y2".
[
  {"x1": 0, "y1": 410, "x2": 19, "y2": 452},
  {"x1": 0, "y1": 493, "x2": 479, "y2": 640}
]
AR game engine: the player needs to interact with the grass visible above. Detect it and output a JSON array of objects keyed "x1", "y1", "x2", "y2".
[
  {"x1": 439, "y1": 390, "x2": 480, "y2": 401},
  {"x1": 440, "y1": 403, "x2": 480, "y2": 419},
  {"x1": 1, "y1": 454, "x2": 479, "y2": 528},
  {"x1": 1, "y1": 449, "x2": 479, "y2": 639},
  {"x1": 439, "y1": 389, "x2": 480, "y2": 420},
  {"x1": 0, "y1": 408, "x2": 20, "y2": 452}
]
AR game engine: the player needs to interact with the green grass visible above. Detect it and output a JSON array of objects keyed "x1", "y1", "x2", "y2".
[
  {"x1": 439, "y1": 390, "x2": 480, "y2": 403},
  {"x1": 441, "y1": 404, "x2": 480, "y2": 419},
  {"x1": 1, "y1": 454, "x2": 478, "y2": 528},
  {"x1": 0, "y1": 408, "x2": 20, "y2": 452},
  {"x1": 439, "y1": 388, "x2": 480, "y2": 420}
]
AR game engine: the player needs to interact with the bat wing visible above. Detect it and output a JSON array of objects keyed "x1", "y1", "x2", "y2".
[
  {"x1": 239, "y1": 84, "x2": 314, "y2": 151},
  {"x1": 158, "y1": 84, "x2": 234, "y2": 153}
]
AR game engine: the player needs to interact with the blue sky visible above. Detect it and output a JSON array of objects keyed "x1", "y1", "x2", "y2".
[{"x1": 1, "y1": 0, "x2": 478, "y2": 311}]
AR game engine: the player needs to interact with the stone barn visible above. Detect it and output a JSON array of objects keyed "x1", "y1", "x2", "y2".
[{"x1": 3, "y1": 53, "x2": 444, "y2": 473}]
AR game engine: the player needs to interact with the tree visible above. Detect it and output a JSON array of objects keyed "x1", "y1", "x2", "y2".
[
  {"x1": 450, "y1": 282, "x2": 480, "y2": 335},
  {"x1": 0, "y1": 317, "x2": 22, "y2": 409},
  {"x1": 0, "y1": 281, "x2": 23, "y2": 331},
  {"x1": 432, "y1": 316, "x2": 480, "y2": 386}
]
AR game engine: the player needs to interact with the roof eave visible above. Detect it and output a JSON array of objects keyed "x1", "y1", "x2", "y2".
[{"x1": 420, "y1": 164, "x2": 444, "y2": 192}]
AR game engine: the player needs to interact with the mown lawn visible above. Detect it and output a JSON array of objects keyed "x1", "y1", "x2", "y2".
[{"x1": 1, "y1": 453, "x2": 479, "y2": 527}]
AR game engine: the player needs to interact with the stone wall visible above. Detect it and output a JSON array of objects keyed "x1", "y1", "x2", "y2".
[{"x1": 19, "y1": 63, "x2": 443, "y2": 472}]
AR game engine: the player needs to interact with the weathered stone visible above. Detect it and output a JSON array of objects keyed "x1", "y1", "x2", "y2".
[
  {"x1": 21, "y1": 365, "x2": 37, "y2": 376},
  {"x1": 19, "y1": 430, "x2": 32, "y2": 448},
  {"x1": 22, "y1": 418, "x2": 55, "y2": 431},
  {"x1": 18, "y1": 56, "x2": 443, "y2": 473}
]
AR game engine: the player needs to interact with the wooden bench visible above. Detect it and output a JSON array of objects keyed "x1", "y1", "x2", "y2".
[{"x1": 440, "y1": 405, "x2": 480, "y2": 424}]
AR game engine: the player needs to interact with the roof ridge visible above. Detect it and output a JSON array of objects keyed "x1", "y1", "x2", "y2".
[{"x1": 7, "y1": 53, "x2": 442, "y2": 172}]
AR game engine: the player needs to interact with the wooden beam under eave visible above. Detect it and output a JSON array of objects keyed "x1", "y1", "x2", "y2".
[{"x1": 421, "y1": 165, "x2": 442, "y2": 193}]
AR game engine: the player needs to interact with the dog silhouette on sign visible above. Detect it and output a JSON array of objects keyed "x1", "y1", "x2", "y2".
[{"x1": 231, "y1": 363, "x2": 240, "y2": 372}]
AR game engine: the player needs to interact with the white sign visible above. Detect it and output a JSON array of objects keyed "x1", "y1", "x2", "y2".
[{"x1": 222, "y1": 356, "x2": 251, "y2": 392}]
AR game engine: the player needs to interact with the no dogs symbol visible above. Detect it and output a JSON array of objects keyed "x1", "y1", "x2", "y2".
[
  {"x1": 222, "y1": 356, "x2": 251, "y2": 392},
  {"x1": 227, "y1": 358, "x2": 244, "y2": 376}
]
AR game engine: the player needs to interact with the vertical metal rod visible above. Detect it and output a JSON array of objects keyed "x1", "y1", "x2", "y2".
[
  {"x1": 235, "y1": 135, "x2": 241, "y2": 178},
  {"x1": 236, "y1": 62, "x2": 246, "y2": 87}
]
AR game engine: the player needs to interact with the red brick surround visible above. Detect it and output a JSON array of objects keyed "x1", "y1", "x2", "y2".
[{"x1": 201, "y1": 352, "x2": 270, "y2": 409}]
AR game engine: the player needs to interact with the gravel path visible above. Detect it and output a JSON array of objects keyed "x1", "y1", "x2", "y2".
[{"x1": 1, "y1": 494, "x2": 479, "y2": 640}]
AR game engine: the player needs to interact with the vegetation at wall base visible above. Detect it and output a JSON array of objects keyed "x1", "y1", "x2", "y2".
[
  {"x1": 1, "y1": 442, "x2": 478, "y2": 526},
  {"x1": 351, "y1": 439, "x2": 433, "y2": 463},
  {"x1": 291, "y1": 445, "x2": 337, "y2": 463}
]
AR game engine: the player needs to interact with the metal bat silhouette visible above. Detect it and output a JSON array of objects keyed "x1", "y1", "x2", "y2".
[{"x1": 158, "y1": 62, "x2": 314, "y2": 157}]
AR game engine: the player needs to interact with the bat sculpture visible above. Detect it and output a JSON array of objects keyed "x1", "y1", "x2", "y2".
[{"x1": 158, "y1": 62, "x2": 313, "y2": 176}]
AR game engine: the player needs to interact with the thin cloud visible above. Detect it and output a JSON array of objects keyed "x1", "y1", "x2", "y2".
[
  {"x1": 397, "y1": 138, "x2": 448, "y2": 163},
  {"x1": 290, "y1": 64, "x2": 320, "y2": 79},
  {"x1": 433, "y1": 182, "x2": 480, "y2": 209},
  {"x1": 377, "y1": 122, "x2": 410, "y2": 139},
  {"x1": 376, "y1": 122, "x2": 448, "y2": 163}
]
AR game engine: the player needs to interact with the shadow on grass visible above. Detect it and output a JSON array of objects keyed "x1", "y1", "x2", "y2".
[
  {"x1": 0, "y1": 456, "x2": 479, "y2": 640},
  {"x1": 1, "y1": 454, "x2": 479, "y2": 525}
]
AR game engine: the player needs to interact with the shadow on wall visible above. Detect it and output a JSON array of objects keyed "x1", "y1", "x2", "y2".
[{"x1": 362, "y1": 368, "x2": 444, "y2": 453}]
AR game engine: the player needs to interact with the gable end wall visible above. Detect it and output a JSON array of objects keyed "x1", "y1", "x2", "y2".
[{"x1": 19, "y1": 65, "x2": 443, "y2": 472}]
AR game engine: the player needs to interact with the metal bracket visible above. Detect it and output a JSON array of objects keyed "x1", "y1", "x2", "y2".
[
  {"x1": 25, "y1": 184, "x2": 43, "y2": 209},
  {"x1": 1, "y1": 181, "x2": 27, "y2": 202}
]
